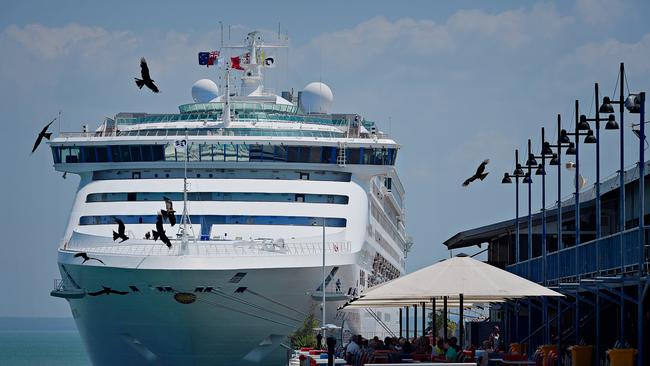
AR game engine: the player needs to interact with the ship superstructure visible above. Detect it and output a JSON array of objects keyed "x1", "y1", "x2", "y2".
[{"x1": 49, "y1": 31, "x2": 410, "y2": 365}]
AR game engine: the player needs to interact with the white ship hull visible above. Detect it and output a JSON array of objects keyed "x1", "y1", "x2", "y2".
[{"x1": 60, "y1": 255, "x2": 360, "y2": 366}]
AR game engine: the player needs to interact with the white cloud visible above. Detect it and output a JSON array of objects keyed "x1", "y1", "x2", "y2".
[
  {"x1": 564, "y1": 33, "x2": 650, "y2": 72},
  {"x1": 576, "y1": 0, "x2": 624, "y2": 25},
  {"x1": 3, "y1": 23, "x2": 136, "y2": 59}
]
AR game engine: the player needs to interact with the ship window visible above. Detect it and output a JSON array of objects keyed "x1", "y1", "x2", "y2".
[
  {"x1": 300, "y1": 172, "x2": 309, "y2": 180},
  {"x1": 141, "y1": 145, "x2": 152, "y2": 161},
  {"x1": 131, "y1": 172, "x2": 140, "y2": 179},
  {"x1": 130, "y1": 146, "x2": 142, "y2": 161},
  {"x1": 51, "y1": 147, "x2": 62, "y2": 164},
  {"x1": 118, "y1": 146, "x2": 131, "y2": 162},
  {"x1": 295, "y1": 194, "x2": 305, "y2": 202},
  {"x1": 82, "y1": 147, "x2": 96, "y2": 163},
  {"x1": 127, "y1": 192, "x2": 137, "y2": 201},
  {"x1": 225, "y1": 145, "x2": 237, "y2": 162},
  {"x1": 96, "y1": 147, "x2": 109, "y2": 162},
  {"x1": 309, "y1": 147, "x2": 322, "y2": 163}
]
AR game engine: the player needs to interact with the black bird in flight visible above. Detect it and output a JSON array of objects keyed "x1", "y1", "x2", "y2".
[
  {"x1": 88, "y1": 286, "x2": 129, "y2": 296},
  {"x1": 161, "y1": 196, "x2": 176, "y2": 226},
  {"x1": 134, "y1": 58, "x2": 159, "y2": 93},
  {"x1": 152, "y1": 214, "x2": 172, "y2": 248},
  {"x1": 112, "y1": 218, "x2": 129, "y2": 242},
  {"x1": 73, "y1": 252, "x2": 105, "y2": 265},
  {"x1": 31, "y1": 118, "x2": 56, "y2": 153},
  {"x1": 462, "y1": 159, "x2": 490, "y2": 187}
]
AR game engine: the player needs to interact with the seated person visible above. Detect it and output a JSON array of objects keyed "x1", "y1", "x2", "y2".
[
  {"x1": 433, "y1": 338, "x2": 445, "y2": 356},
  {"x1": 445, "y1": 337, "x2": 459, "y2": 362}
]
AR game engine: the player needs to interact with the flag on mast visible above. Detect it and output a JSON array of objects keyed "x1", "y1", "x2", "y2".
[
  {"x1": 231, "y1": 56, "x2": 244, "y2": 70},
  {"x1": 198, "y1": 51, "x2": 220, "y2": 67}
]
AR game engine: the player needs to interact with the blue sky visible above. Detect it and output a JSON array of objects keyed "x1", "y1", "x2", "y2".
[{"x1": 1, "y1": 0, "x2": 650, "y2": 317}]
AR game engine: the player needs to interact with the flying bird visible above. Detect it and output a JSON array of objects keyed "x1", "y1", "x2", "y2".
[
  {"x1": 152, "y1": 214, "x2": 172, "y2": 248},
  {"x1": 462, "y1": 159, "x2": 490, "y2": 187},
  {"x1": 73, "y1": 252, "x2": 105, "y2": 265},
  {"x1": 134, "y1": 57, "x2": 159, "y2": 93},
  {"x1": 112, "y1": 218, "x2": 129, "y2": 242},
  {"x1": 88, "y1": 286, "x2": 129, "y2": 296},
  {"x1": 31, "y1": 118, "x2": 56, "y2": 153},
  {"x1": 161, "y1": 196, "x2": 176, "y2": 226}
]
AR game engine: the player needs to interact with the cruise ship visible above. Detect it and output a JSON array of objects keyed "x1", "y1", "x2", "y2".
[{"x1": 48, "y1": 31, "x2": 410, "y2": 365}]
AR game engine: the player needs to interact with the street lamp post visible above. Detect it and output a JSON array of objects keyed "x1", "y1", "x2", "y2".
[
  {"x1": 579, "y1": 82, "x2": 619, "y2": 366},
  {"x1": 530, "y1": 128, "x2": 555, "y2": 346},
  {"x1": 502, "y1": 150, "x2": 529, "y2": 342},
  {"x1": 548, "y1": 114, "x2": 573, "y2": 366},
  {"x1": 564, "y1": 99, "x2": 597, "y2": 344}
]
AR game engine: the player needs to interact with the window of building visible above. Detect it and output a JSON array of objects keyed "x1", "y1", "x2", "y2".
[{"x1": 300, "y1": 172, "x2": 310, "y2": 180}]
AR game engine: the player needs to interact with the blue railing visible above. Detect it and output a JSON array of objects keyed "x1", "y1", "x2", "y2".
[{"x1": 506, "y1": 227, "x2": 648, "y2": 283}]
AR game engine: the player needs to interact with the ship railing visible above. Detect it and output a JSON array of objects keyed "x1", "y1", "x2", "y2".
[{"x1": 66, "y1": 239, "x2": 352, "y2": 257}]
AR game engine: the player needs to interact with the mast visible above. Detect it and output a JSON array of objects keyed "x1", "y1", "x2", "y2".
[
  {"x1": 223, "y1": 65, "x2": 231, "y2": 127},
  {"x1": 322, "y1": 218, "x2": 326, "y2": 328},
  {"x1": 179, "y1": 129, "x2": 192, "y2": 254}
]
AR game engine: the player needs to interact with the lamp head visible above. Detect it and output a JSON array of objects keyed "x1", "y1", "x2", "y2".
[
  {"x1": 559, "y1": 129, "x2": 571, "y2": 144},
  {"x1": 522, "y1": 173, "x2": 533, "y2": 184},
  {"x1": 584, "y1": 129, "x2": 597, "y2": 144},
  {"x1": 605, "y1": 114, "x2": 619, "y2": 130},
  {"x1": 514, "y1": 163, "x2": 524, "y2": 176},
  {"x1": 501, "y1": 173, "x2": 512, "y2": 184},
  {"x1": 578, "y1": 115, "x2": 590, "y2": 130},
  {"x1": 549, "y1": 153, "x2": 559, "y2": 166},
  {"x1": 599, "y1": 96, "x2": 615, "y2": 114},
  {"x1": 526, "y1": 153, "x2": 538, "y2": 167},
  {"x1": 542, "y1": 141, "x2": 553, "y2": 156},
  {"x1": 535, "y1": 165, "x2": 546, "y2": 176},
  {"x1": 625, "y1": 94, "x2": 641, "y2": 113},
  {"x1": 566, "y1": 142, "x2": 576, "y2": 155}
]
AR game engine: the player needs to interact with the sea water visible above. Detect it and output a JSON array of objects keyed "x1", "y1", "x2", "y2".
[{"x1": 0, "y1": 330, "x2": 91, "y2": 365}]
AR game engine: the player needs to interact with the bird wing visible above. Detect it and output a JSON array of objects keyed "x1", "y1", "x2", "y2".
[
  {"x1": 155, "y1": 214, "x2": 164, "y2": 232},
  {"x1": 88, "y1": 256, "x2": 105, "y2": 265},
  {"x1": 73, "y1": 252, "x2": 87, "y2": 260},
  {"x1": 31, "y1": 134, "x2": 44, "y2": 153},
  {"x1": 115, "y1": 218, "x2": 126, "y2": 235},
  {"x1": 40, "y1": 118, "x2": 56, "y2": 135},
  {"x1": 146, "y1": 80, "x2": 160, "y2": 93},
  {"x1": 163, "y1": 196, "x2": 174, "y2": 211},
  {"x1": 140, "y1": 58, "x2": 151, "y2": 81},
  {"x1": 462, "y1": 176, "x2": 475, "y2": 187}
]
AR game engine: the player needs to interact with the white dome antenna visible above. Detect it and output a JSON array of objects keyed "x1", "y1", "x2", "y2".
[
  {"x1": 191, "y1": 79, "x2": 219, "y2": 103},
  {"x1": 300, "y1": 82, "x2": 333, "y2": 114}
]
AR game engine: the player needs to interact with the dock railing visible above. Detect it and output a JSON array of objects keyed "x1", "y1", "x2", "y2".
[{"x1": 507, "y1": 227, "x2": 649, "y2": 283}]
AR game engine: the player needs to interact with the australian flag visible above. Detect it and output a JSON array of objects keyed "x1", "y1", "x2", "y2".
[{"x1": 198, "y1": 51, "x2": 220, "y2": 67}]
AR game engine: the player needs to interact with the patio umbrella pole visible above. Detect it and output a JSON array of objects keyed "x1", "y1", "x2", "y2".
[
  {"x1": 414, "y1": 304, "x2": 418, "y2": 338},
  {"x1": 432, "y1": 297, "x2": 436, "y2": 337},
  {"x1": 421, "y1": 301, "x2": 425, "y2": 337},
  {"x1": 443, "y1": 296, "x2": 448, "y2": 342},
  {"x1": 399, "y1": 308, "x2": 403, "y2": 338},
  {"x1": 459, "y1": 293, "x2": 464, "y2": 349}
]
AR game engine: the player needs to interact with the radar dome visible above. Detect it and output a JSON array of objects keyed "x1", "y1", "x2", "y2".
[
  {"x1": 191, "y1": 79, "x2": 219, "y2": 103},
  {"x1": 301, "y1": 82, "x2": 333, "y2": 114}
]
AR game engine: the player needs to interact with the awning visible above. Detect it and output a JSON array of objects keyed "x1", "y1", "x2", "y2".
[{"x1": 341, "y1": 255, "x2": 562, "y2": 310}]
